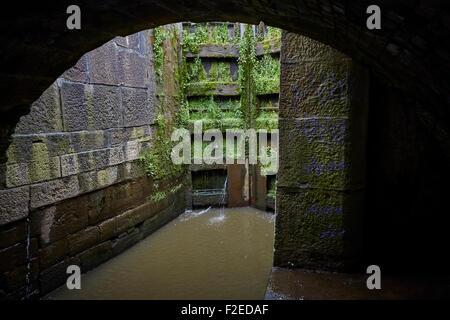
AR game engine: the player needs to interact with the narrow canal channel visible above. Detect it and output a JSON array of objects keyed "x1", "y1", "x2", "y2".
[{"x1": 45, "y1": 207, "x2": 275, "y2": 300}]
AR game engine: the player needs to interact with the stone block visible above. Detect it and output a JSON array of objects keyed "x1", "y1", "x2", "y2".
[
  {"x1": 122, "y1": 161, "x2": 146, "y2": 180},
  {"x1": 0, "y1": 243, "x2": 27, "y2": 273},
  {"x1": 274, "y1": 187, "x2": 344, "y2": 269},
  {"x1": 6, "y1": 136, "x2": 30, "y2": 164},
  {"x1": 30, "y1": 176, "x2": 79, "y2": 209},
  {"x1": 78, "y1": 241, "x2": 112, "y2": 272},
  {"x1": 139, "y1": 215, "x2": 160, "y2": 239},
  {"x1": 68, "y1": 226, "x2": 100, "y2": 256},
  {"x1": 114, "y1": 210, "x2": 135, "y2": 235},
  {"x1": 70, "y1": 131, "x2": 107, "y2": 153},
  {"x1": 274, "y1": 187, "x2": 363, "y2": 270},
  {"x1": 88, "y1": 41, "x2": 119, "y2": 86},
  {"x1": 0, "y1": 186, "x2": 29, "y2": 225},
  {"x1": 0, "y1": 220, "x2": 26, "y2": 249},
  {"x1": 114, "y1": 33, "x2": 140, "y2": 51},
  {"x1": 111, "y1": 228, "x2": 141, "y2": 256},
  {"x1": 98, "y1": 218, "x2": 116, "y2": 241},
  {"x1": 77, "y1": 149, "x2": 109, "y2": 172},
  {"x1": 60, "y1": 153, "x2": 79, "y2": 177},
  {"x1": 108, "y1": 146, "x2": 125, "y2": 166},
  {"x1": 89, "y1": 84, "x2": 122, "y2": 129},
  {"x1": 124, "y1": 140, "x2": 140, "y2": 161},
  {"x1": 108, "y1": 125, "x2": 153, "y2": 145},
  {"x1": 60, "y1": 81, "x2": 89, "y2": 131},
  {"x1": 39, "y1": 257, "x2": 80, "y2": 295},
  {"x1": 32, "y1": 201, "x2": 89, "y2": 246},
  {"x1": 139, "y1": 195, "x2": 184, "y2": 239},
  {"x1": 127, "y1": 202, "x2": 154, "y2": 226},
  {"x1": 281, "y1": 32, "x2": 348, "y2": 63},
  {"x1": 42, "y1": 133, "x2": 73, "y2": 156},
  {"x1": 87, "y1": 176, "x2": 153, "y2": 225},
  {"x1": 27, "y1": 155, "x2": 61, "y2": 185},
  {"x1": 108, "y1": 128, "x2": 130, "y2": 146},
  {"x1": 78, "y1": 166, "x2": 119, "y2": 194},
  {"x1": 279, "y1": 60, "x2": 352, "y2": 118},
  {"x1": 8, "y1": 133, "x2": 73, "y2": 164},
  {"x1": 122, "y1": 87, "x2": 154, "y2": 127},
  {"x1": 0, "y1": 163, "x2": 5, "y2": 189},
  {"x1": 277, "y1": 118, "x2": 347, "y2": 190},
  {"x1": 0, "y1": 257, "x2": 39, "y2": 294},
  {"x1": 6, "y1": 142, "x2": 61, "y2": 187},
  {"x1": 61, "y1": 55, "x2": 89, "y2": 83},
  {"x1": 6, "y1": 163, "x2": 28, "y2": 187},
  {"x1": 138, "y1": 136, "x2": 153, "y2": 152},
  {"x1": 14, "y1": 82, "x2": 63, "y2": 134},
  {"x1": 39, "y1": 238, "x2": 68, "y2": 269},
  {"x1": 117, "y1": 49, "x2": 147, "y2": 88}
]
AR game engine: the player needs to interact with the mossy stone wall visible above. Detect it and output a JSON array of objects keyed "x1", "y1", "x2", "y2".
[
  {"x1": 274, "y1": 31, "x2": 369, "y2": 271},
  {"x1": 0, "y1": 27, "x2": 189, "y2": 300}
]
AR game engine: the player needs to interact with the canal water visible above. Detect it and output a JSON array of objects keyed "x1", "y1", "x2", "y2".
[{"x1": 45, "y1": 207, "x2": 275, "y2": 300}]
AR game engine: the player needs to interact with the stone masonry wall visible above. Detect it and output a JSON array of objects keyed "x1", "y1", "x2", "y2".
[
  {"x1": 0, "y1": 26, "x2": 188, "y2": 299},
  {"x1": 274, "y1": 31, "x2": 368, "y2": 271}
]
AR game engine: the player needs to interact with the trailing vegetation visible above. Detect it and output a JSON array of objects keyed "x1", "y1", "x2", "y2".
[
  {"x1": 187, "y1": 56, "x2": 208, "y2": 82},
  {"x1": 191, "y1": 138, "x2": 246, "y2": 161},
  {"x1": 183, "y1": 23, "x2": 280, "y2": 133},
  {"x1": 255, "y1": 110, "x2": 278, "y2": 131},
  {"x1": 153, "y1": 26, "x2": 176, "y2": 84},
  {"x1": 253, "y1": 54, "x2": 280, "y2": 95},
  {"x1": 140, "y1": 26, "x2": 186, "y2": 180},
  {"x1": 238, "y1": 25, "x2": 258, "y2": 129},
  {"x1": 211, "y1": 23, "x2": 231, "y2": 44},
  {"x1": 182, "y1": 22, "x2": 236, "y2": 54},
  {"x1": 188, "y1": 97, "x2": 243, "y2": 130},
  {"x1": 218, "y1": 62, "x2": 233, "y2": 82},
  {"x1": 148, "y1": 191, "x2": 166, "y2": 202},
  {"x1": 259, "y1": 145, "x2": 278, "y2": 176},
  {"x1": 140, "y1": 114, "x2": 185, "y2": 180},
  {"x1": 266, "y1": 26, "x2": 282, "y2": 40},
  {"x1": 170, "y1": 183, "x2": 183, "y2": 194},
  {"x1": 141, "y1": 22, "x2": 281, "y2": 178}
]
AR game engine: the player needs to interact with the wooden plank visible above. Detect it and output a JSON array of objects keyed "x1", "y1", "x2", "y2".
[
  {"x1": 186, "y1": 44, "x2": 239, "y2": 58},
  {"x1": 186, "y1": 82, "x2": 239, "y2": 96}
]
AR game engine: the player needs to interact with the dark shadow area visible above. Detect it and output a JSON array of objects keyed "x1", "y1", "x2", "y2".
[{"x1": 364, "y1": 74, "x2": 450, "y2": 274}]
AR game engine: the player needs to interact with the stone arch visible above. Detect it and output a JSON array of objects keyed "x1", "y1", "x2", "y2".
[
  {"x1": 1, "y1": 1, "x2": 450, "y2": 299},
  {"x1": 1, "y1": 1, "x2": 449, "y2": 157}
]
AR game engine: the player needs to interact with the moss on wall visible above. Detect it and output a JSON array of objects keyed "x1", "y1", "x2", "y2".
[
  {"x1": 140, "y1": 23, "x2": 281, "y2": 177},
  {"x1": 140, "y1": 25, "x2": 187, "y2": 180}
]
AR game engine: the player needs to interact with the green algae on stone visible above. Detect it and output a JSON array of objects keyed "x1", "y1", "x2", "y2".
[{"x1": 29, "y1": 142, "x2": 60, "y2": 183}]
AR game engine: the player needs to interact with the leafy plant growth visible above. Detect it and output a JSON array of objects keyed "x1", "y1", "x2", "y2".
[
  {"x1": 140, "y1": 113, "x2": 185, "y2": 180},
  {"x1": 266, "y1": 26, "x2": 281, "y2": 40},
  {"x1": 253, "y1": 54, "x2": 280, "y2": 95}
]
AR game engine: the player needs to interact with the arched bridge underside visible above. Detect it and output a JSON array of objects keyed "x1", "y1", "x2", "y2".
[{"x1": 1, "y1": 1, "x2": 449, "y2": 160}]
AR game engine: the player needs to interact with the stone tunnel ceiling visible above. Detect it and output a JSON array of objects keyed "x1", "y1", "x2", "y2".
[{"x1": 0, "y1": 0, "x2": 449, "y2": 161}]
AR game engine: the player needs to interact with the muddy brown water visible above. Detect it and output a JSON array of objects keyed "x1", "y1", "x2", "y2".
[{"x1": 45, "y1": 207, "x2": 275, "y2": 300}]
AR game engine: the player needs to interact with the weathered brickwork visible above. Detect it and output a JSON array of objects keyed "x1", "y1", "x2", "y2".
[
  {"x1": 0, "y1": 27, "x2": 188, "y2": 300},
  {"x1": 4, "y1": 36, "x2": 156, "y2": 199}
]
